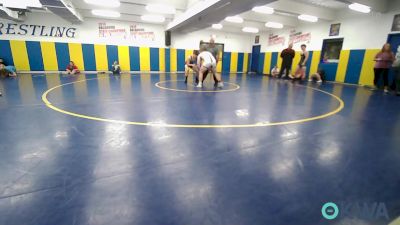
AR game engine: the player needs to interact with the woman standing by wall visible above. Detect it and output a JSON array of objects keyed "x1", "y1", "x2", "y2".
[{"x1": 372, "y1": 43, "x2": 395, "y2": 93}]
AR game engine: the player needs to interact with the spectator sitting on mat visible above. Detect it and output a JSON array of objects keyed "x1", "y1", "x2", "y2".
[
  {"x1": 0, "y1": 63, "x2": 17, "y2": 77},
  {"x1": 309, "y1": 68, "x2": 325, "y2": 83},
  {"x1": 112, "y1": 61, "x2": 121, "y2": 75},
  {"x1": 66, "y1": 61, "x2": 80, "y2": 75},
  {"x1": 0, "y1": 58, "x2": 7, "y2": 66},
  {"x1": 270, "y1": 66, "x2": 280, "y2": 77}
]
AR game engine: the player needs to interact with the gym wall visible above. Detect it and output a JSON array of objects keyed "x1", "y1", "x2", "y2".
[
  {"x1": 257, "y1": 49, "x2": 379, "y2": 85},
  {"x1": 0, "y1": 40, "x2": 250, "y2": 73},
  {"x1": 256, "y1": 5, "x2": 400, "y2": 86},
  {"x1": 0, "y1": 12, "x2": 252, "y2": 73}
]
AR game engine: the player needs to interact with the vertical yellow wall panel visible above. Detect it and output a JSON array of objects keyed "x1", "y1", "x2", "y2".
[
  {"x1": 185, "y1": 49, "x2": 193, "y2": 63},
  {"x1": 291, "y1": 52, "x2": 301, "y2": 74},
  {"x1": 118, "y1": 46, "x2": 130, "y2": 71},
  {"x1": 170, "y1": 48, "x2": 177, "y2": 72},
  {"x1": 277, "y1": 52, "x2": 283, "y2": 71},
  {"x1": 68, "y1": 43, "x2": 85, "y2": 70},
  {"x1": 309, "y1": 51, "x2": 321, "y2": 75},
  {"x1": 243, "y1": 53, "x2": 249, "y2": 73},
  {"x1": 217, "y1": 51, "x2": 223, "y2": 73},
  {"x1": 263, "y1": 52, "x2": 272, "y2": 74},
  {"x1": 139, "y1": 47, "x2": 150, "y2": 72},
  {"x1": 10, "y1": 40, "x2": 30, "y2": 71},
  {"x1": 359, "y1": 49, "x2": 380, "y2": 86},
  {"x1": 336, "y1": 50, "x2": 350, "y2": 82},
  {"x1": 40, "y1": 42, "x2": 58, "y2": 71},
  {"x1": 230, "y1": 52, "x2": 238, "y2": 73},
  {"x1": 94, "y1": 44, "x2": 108, "y2": 71},
  {"x1": 159, "y1": 48, "x2": 165, "y2": 72}
]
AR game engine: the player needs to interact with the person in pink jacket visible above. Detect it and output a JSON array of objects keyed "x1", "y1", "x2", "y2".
[{"x1": 372, "y1": 43, "x2": 395, "y2": 93}]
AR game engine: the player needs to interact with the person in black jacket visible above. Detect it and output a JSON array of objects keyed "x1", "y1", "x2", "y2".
[{"x1": 278, "y1": 43, "x2": 295, "y2": 79}]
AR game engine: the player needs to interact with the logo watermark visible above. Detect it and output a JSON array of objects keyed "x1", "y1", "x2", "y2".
[{"x1": 322, "y1": 202, "x2": 389, "y2": 221}]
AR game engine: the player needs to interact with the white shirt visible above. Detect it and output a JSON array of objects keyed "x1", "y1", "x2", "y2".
[{"x1": 198, "y1": 51, "x2": 216, "y2": 66}]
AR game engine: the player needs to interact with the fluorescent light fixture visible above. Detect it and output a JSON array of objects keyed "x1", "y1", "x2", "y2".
[
  {"x1": 212, "y1": 24, "x2": 223, "y2": 29},
  {"x1": 348, "y1": 3, "x2": 371, "y2": 13},
  {"x1": 141, "y1": 14, "x2": 165, "y2": 23},
  {"x1": 91, "y1": 9, "x2": 120, "y2": 18},
  {"x1": 225, "y1": 16, "x2": 243, "y2": 23},
  {"x1": 265, "y1": 22, "x2": 283, "y2": 29},
  {"x1": 252, "y1": 6, "x2": 274, "y2": 14},
  {"x1": 84, "y1": 0, "x2": 120, "y2": 7},
  {"x1": 146, "y1": 3, "x2": 176, "y2": 14},
  {"x1": 1, "y1": 0, "x2": 42, "y2": 9},
  {"x1": 298, "y1": 14, "x2": 318, "y2": 22},
  {"x1": 242, "y1": 27, "x2": 259, "y2": 33}
]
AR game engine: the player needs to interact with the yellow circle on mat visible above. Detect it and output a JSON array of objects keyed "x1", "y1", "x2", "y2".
[
  {"x1": 42, "y1": 77, "x2": 345, "y2": 128},
  {"x1": 155, "y1": 80, "x2": 240, "y2": 93}
]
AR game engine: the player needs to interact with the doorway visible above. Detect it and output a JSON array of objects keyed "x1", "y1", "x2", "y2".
[
  {"x1": 251, "y1": 45, "x2": 261, "y2": 73},
  {"x1": 387, "y1": 33, "x2": 400, "y2": 88}
]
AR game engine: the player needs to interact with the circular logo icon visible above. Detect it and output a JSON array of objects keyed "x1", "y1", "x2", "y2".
[{"x1": 322, "y1": 202, "x2": 339, "y2": 220}]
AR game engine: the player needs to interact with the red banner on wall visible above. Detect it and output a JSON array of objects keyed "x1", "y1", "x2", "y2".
[
  {"x1": 289, "y1": 30, "x2": 311, "y2": 44},
  {"x1": 268, "y1": 34, "x2": 285, "y2": 46},
  {"x1": 130, "y1": 25, "x2": 155, "y2": 41},
  {"x1": 98, "y1": 23, "x2": 127, "y2": 38}
]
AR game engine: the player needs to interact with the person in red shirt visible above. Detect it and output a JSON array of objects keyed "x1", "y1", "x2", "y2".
[{"x1": 66, "y1": 61, "x2": 80, "y2": 75}]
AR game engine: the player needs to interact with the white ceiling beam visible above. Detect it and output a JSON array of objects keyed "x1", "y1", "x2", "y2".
[
  {"x1": 267, "y1": 0, "x2": 337, "y2": 21},
  {"x1": 0, "y1": 6, "x2": 26, "y2": 21},
  {"x1": 167, "y1": 0, "x2": 278, "y2": 32},
  {"x1": 76, "y1": 5, "x2": 176, "y2": 19},
  {"x1": 336, "y1": 0, "x2": 389, "y2": 13},
  {"x1": 241, "y1": 11, "x2": 299, "y2": 27}
]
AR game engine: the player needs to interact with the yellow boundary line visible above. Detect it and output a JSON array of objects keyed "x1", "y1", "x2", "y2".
[{"x1": 42, "y1": 78, "x2": 345, "y2": 128}]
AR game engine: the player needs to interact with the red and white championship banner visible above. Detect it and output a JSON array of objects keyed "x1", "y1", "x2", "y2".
[
  {"x1": 130, "y1": 24, "x2": 155, "y2": 41},
  {"x1": 289, "y1": 30, "x2": 311, "y2": 44},
  {"x1": 268, "y1": 34, "x2": 286, "y2": 46},
  {"x1": 98, "y1": 22, "x2": 127, "y2": 39}
]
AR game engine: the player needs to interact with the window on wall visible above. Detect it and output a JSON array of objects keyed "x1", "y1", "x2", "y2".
[{"x1": 321, "y1": 38, "x2": 344, "y2": 63}]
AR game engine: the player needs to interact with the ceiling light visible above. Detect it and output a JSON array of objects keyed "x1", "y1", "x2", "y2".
[
  {"x1": 1, "y1": 0, "x2": 42, "y2": 9},
  {"x1": 212, "y1": 24, "x2": 223, "y2": 29},
  {"x1": 348, "y1": 3, "x2": 371, "y2": 13},
  {"x1": 298, "y1": 14, "x2": 318, "y2": 22},
  {"x1": 141, "y1": 15, "x2": 165, "y2": 23},
  {"x1": 242, "y1": 27, "x2": 259, "y2": 33},
  {"x1": 91, "y1": 9, "x2": 120, "y2": 18},
  {"x1": 225, "y1": 16, "x2": 243, "y2": 23},
  {"x1": 146, "y1": 3, "x2": 176, "y2": 14},
  {"x1": 84, "y1": 0, "x2": 120, "y2": 7},
  {"x1": 265, "y1": 22, "x2": 283, "y2": 29},
  {"x1": 252, "y1": 6, "x2": 274, "y2": 14}
]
